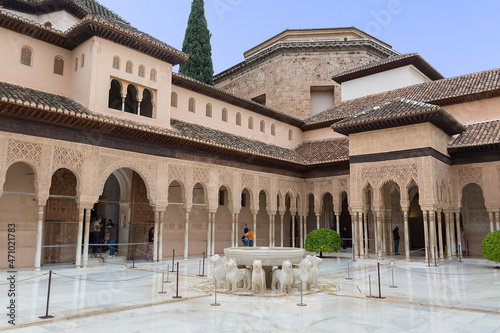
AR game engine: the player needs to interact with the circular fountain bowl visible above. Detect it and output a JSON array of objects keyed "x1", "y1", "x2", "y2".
[{"x1": 224, "y1": 247, "x2": 305, "y2": 267}]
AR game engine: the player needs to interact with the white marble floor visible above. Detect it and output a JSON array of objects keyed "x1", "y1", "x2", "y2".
[{"x1": 1, "y1": 254, "x2": 499, "y2": 332}]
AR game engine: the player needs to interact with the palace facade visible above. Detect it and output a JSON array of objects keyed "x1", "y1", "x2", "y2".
[{"x1": 1, "y1": 0, "x2": 499, "y2": 270}]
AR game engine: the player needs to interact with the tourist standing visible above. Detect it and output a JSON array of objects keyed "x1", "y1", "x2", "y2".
[
  {"x1": 146, "y1": 226, "x2": 154, "y2": 261},
  {"x1": 92, "y1": 218, "x2": 102, "y2": 257},
  {"x1": 242, "y1": 227, "x2": 249, "y2": 246},
  {"x1": 106, "y1": 220, "x2": 117, "y2": 257},
  {"x1": 248, "y1": 228, "x2": 254, "y2": 247},
  {"x1": 393, "y1": 226, "x2": 400, "y2": 255}
]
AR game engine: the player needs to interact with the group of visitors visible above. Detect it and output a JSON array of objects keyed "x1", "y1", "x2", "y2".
[{"x1": 91, "y1": 217, "x2": 117, "y2": 257}]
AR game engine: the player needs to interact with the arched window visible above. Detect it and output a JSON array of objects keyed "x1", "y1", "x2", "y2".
[
  {"x1": 125, "y1": 84, "x2": 138, "y2": 114},
  {"x1": 108, "y1": 79, "x2": 122, "y2": 111},
  {"x1": 20, "y1": 46, "x2": 33, "y2": 66},
  {"x1": 150, "y1": 69, "x2": 157, "y2": 81},
  {"x1": 171, "y1": 92, "x2": 178, "y2": 108},
  {"x1": 206, "y1": 103, "x2": 212, "y2": 117},
  {"x1": 288, "y1": 129, "x2": 293, "y2": 141},
  {"x1": 248, "y1": 117, "x2": 254, "y2": 130},
  {"x1": 74, "y1": 58, "x2": 78, "y2": 71},
  {"x1": 112, "y1": 56, "x2": 120, "y2": 70},
  {"x1": 126, "y1": 61, "x2": 133, "y2": 74},
  {"x1": 141, "y1": 89, "x2": 153, "y2": 118},
  {"x1": 222, "y1": 108, "x2": 228, "y2": 122},
  {"x1": 53, "y1": 56, "x2": 64, "y2": 75},
  {"x1": 260, "y1": 120, "x2": 265, "y2": 133},
  {"x1": 138, "y1": 65, "x2": 145, "y2": 78},
  {"x1": 188, "y1": 97, "x2": 196, "y2": 113},
  {"x1": 271, "y1": 124, "x2": 276, "y2": 136},
  {"x1": 81, "y1": 54, "x2": 85, "y2": 68},
  {"x1": 236, "y1": 112, "x2": 241, "y2": 126}
]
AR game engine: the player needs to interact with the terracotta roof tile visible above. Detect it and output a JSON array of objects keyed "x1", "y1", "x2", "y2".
[
  {"x1": 295, "y1": 138, "x2": 349, "y2": 164},
  {"x1": 304, "y1": 68, "x2": 500, "y2": 128},
  {"x1": 450, "y1": 120, "x2": 500, "y2": 150}
]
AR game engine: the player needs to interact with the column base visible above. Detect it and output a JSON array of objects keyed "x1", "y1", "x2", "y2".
[{"x1": 34, "y1": 267, "x2": 41, "y2": 272}]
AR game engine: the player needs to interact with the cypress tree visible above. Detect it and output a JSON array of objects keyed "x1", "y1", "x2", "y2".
[{"x1": 179, "y1": 0, "x2": 214, "y2": 86}]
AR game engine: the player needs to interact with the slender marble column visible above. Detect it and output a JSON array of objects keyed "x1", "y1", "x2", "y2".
[
  {"x1": 82, "y1": 208, "x2": 91, "y2": 268},
  {"x1": 496, "y1": 211, "x2": 500, "y2": 231},
  {"x1": 445, "y1": 211, "x2": 452, "y2": 260},
  {"x1": 252, "y1": 214, "x2": 257, "y2": 248},
  {"x1": 231, "y1": 213, "x2": 236, "y2": 248},
  {"x1": 423, "y1": 211, "x2": 429, "y2": 263},
  {"x1": 299, "y1": 216, "x2": 303, "y2": 248},
  {"x1": 429, "y1": 211, "x2": 437, "y2": 262},
  {"x1": 381, "y1": 214, "x2": 387, "y2": 255},
  {"x1": 153, "y1": 211, "x2": 159, "y2": 262},
  {"x1": 455, "y1": 211, "x2": 462, "y2": 256},
  {"x1": 316, "y1": 214, "x2": 320, "y2": 230},
  {"x1": 353, "y1": 212, "x2": 359, "y2": 258},
  {"x1": 302, "y1": 216, "x2": 307, "y2": 246},
  {"x1": 364, "y1": 213, "x2": 369, "y2": 258},
  {"x1": 235, "y1": 213, "x2": 239, "y2": 247},
  {"x1": 292, "y1": 214, "x2": 296, "y2": 248},
  {"x1": 269, "y1": 215, "x2": 273, "y2": 247},
  {"x1": 159, "y1": 211, "x2": 164, "y2": 261},
  {"x1": 437, "y1": 212, "x2": 444, "y2": 260},
  {"x1": 335, "y1": 214, "x2": 340, "y2": 234},
  {"x1": 207, "y1": 212, "x2": 211, "y2": 255},
  {"x1": 359, "y1": 213, "x2": 365, "y2": 258},
  {"x1": 212, "y1": 212, "x2": 216, "y2": 255},
  {"x1": 34, "y1": 204, "x2": 45, "y2": 271},
  {"x1": 403, "y1": 210, "x2": 410, "y2": 261},
  {"x1": 75, "y1": 208, "x2": 85, "y2": 268},
  {"x1": 388, "y1": 213, "x2": 394, "y2": 255},
  {"x1": 272, "y1": 215, "x2": 276, "y2": 247},
  {"x1": 449, "y1": 211, "x2": 456, "y2": 256},
  {"x1": 184, "y1": 210, "x2": 189, "y2": 260},
  {"x1": 280, "y1": 213, "x2": 285, "y2": 247},
  {"x1": 489, "y1": 211, "x2": 495, "y2": 233}
]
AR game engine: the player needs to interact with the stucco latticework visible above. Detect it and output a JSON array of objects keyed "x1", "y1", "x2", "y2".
[
  {"x1": 6, "y1": 139, "x2": 43, "y2": 167},
  {"x1": 362, "y1": 163, "x2": 418, "y2": 191}
]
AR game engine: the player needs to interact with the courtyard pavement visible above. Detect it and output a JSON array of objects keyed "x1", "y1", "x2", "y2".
[{"x1": 1, "y1": 251, "x2": 499, "y2": 332}]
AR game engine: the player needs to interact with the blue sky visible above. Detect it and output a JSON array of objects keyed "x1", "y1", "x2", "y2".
[{"x1": 97, "y1": 0, "x2": 499, "y2": 78}]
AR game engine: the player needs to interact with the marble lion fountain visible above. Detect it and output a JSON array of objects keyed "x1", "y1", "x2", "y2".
[{"x1": 209, "y1": 247, "x2": 322, "y2": 295}]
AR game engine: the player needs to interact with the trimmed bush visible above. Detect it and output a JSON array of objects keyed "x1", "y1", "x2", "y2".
[
  {"x1": 305, "y1": 228, "x2": 341, "y2": 257},
  {"x1": 482, "y1": 230, "x2": 500, "y2": 264}
]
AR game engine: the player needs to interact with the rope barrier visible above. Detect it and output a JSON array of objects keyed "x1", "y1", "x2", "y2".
[
  {"x1": 0, "y1": 273, "x2": 49, "y2": 285},
  {"x1": 52, "y1": 271, "x2": 157, "y2": 282}
]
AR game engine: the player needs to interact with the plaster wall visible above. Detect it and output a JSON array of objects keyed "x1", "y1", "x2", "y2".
[
  {"x1": 341, "y1": 65, "x2": 430, "y2": 101},
  {"x1": 349, "y1": 123, "x2": 451, "y2": 157},
  {"x1": 172, "y1": 85, "x2": 302, "y2": 149},
  {"x1": 302, "y1": 127, "x2": 346, "y2": 141},
  {"x1": 443, "y1": 96, "x2": 500, "y2": 125},
  {"x1": 3, "y1": 9, "x2": 80, "y2": 31}
]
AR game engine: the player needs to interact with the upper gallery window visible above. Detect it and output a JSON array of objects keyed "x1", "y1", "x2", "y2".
[
  {"x1": 20, "y1": 46, "x2": 33, "y2": 66},
  {"x1": 53, "y1": 56, "x2": 64, "y2": 75}
]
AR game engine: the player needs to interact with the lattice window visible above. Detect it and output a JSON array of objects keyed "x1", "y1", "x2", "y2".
[
  {"x1": 138, "y1": 65, "x2": 145, "y2": 78},
  {"x1": 206, "y1": 103, "x2": 212, "y2": 117},
  {"x1": 271, "y1": 124, "x2": 276, "y2": 136},
  {"x1": 171, "y1": 92, "x2": 178, "y2": 108},
  {"x1": 222, "y1": 108, "x2": 228, "y2": 122},
  {"x1": 20, "y1": 46, "x2": 32, "y2": 66},
  {"x1": 188, "y1": 98, "x2": 196, "y2": 113},
  {"x1": 150, "y1": 69, "x2": 157, "y2": 81},
  {"x1": 81, "y1": 54, "x2": 85, "y2": 68},
  {"x1": 112, "y1": 56, "x2": 120, "y2": 70},
  {"x1": 53, "y1": 56, "x2": 64, "y2": 75},
  {"x1": 236, "y1": 112, "x2": 241, "y2": 126},
  {"x1": 126, "y1": 61, "x2": 133, "y2": 74}
]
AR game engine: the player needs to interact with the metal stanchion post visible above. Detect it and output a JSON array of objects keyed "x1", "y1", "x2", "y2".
[
  {"x1": 434, "y1": 247, "x2": 438, "y2": 267},
  {"x1": 131, "y1": 247, "x2": 137, "y2": 269},
  {"x1": 352, "y1": 243, "x2": 356, "y2": 262},
  {"x1": 427, "y1": 246, "x2": 430, "y2": 267},
  {"x1": 198, "y1": 251, "x2": 206, "y2": 277},
  {"x1": 390, "y1": 268, "x2": 398, "y2": 288},
  {"x1": 458, "y1": 244, "x2": 463, "y2": 262},
  {"x1": 346, "y1": 262, "x2": 352, "y2": 280},
  {"x1": 211, "y1": 278, "x2": 221, "y2": 306},
  {"x1": 170, "y1": 249, "x2": 176, "y2": 272},
  {"x1": 166, "y1": 264, "x2": 171, "y2": 283},
  {"x1": 39, "y1": 270, "x2": 55, "y2": 319},
  {"x1": 376, "y1": 262, "x2": 385, "y2": 299},
  {"x1": 158, "y1": 272, "x2": 167, "y2": 294},
  {"x1": 172, "y1": 262, "x2": 182, "y2": 299},
  {"x1": 467, "y1": 240, "x2": 470, "y2": 257},
  {"x1": 297, "y1": 280, "x2": 307, "y2": 306}
]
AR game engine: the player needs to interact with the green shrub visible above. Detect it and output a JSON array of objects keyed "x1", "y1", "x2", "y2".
[
  {"x1": 482, "y1": 230, "x2": 500, "y2": 263},
  {"x1": 305, "y1": 228, "x2": 341, "y2": 256}
]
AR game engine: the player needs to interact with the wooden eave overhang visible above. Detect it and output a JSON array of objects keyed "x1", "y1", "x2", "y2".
[
  {"x1": 172, "y1": 73, "x2": 304, "y2": 127},
  {"x1": 0, "y1": 11, "x2": 188, "y2": 65}
]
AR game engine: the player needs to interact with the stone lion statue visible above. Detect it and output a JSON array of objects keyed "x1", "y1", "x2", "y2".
[
  {"x1": 209, "y1": 254, "x2": 227, "y2": 288},
  {"x1": 252, "y1": 259, "x2": 266, "y2": 294},
  {"x1": 271, "y1": 260, "x2": 294, "y2": 293},
  {"x1": 225, "y1": 258, "x2": 251, "y2": 292}
]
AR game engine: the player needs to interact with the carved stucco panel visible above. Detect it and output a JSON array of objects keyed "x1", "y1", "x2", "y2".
[
  {"x1": 53, "y1": 146, "x2": 83, "y2": 173},
  {"x1": 6, "y1": 139, "x2": 42, "y2": 167},
  {"x1": 458, "y1": 167, "x2": 482, "y2": 190},
  {"x1": 361, "y1": 163, "x2": 418, "y2": 190}
]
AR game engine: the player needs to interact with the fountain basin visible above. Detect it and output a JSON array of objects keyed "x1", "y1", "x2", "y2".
[{"x1": 224, "y1": 247, "x2": 304, "y2": 267}]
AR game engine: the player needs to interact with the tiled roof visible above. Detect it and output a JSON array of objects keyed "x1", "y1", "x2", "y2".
[
  {"x1": 449, "y1": 120, "x2": 500, "y2": 151},
  {"x1": 0, "y1": 0, "x2": 187, "y2": 64},
  {"x1": 332, "y1": 53, "x2": 443, "y2": 83},
  {"x1": 331, "y1": 98, "x2": 465, "y2": 136},
  {"x1": 295, "y1": 138, "x2": 349, "y2": 164},
  {"x1": 304, "y1": 68, "x2": 500, "y2": 129},
  {"x1": 0, "y1": 80, "x2": 339, "y2": 166}
]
